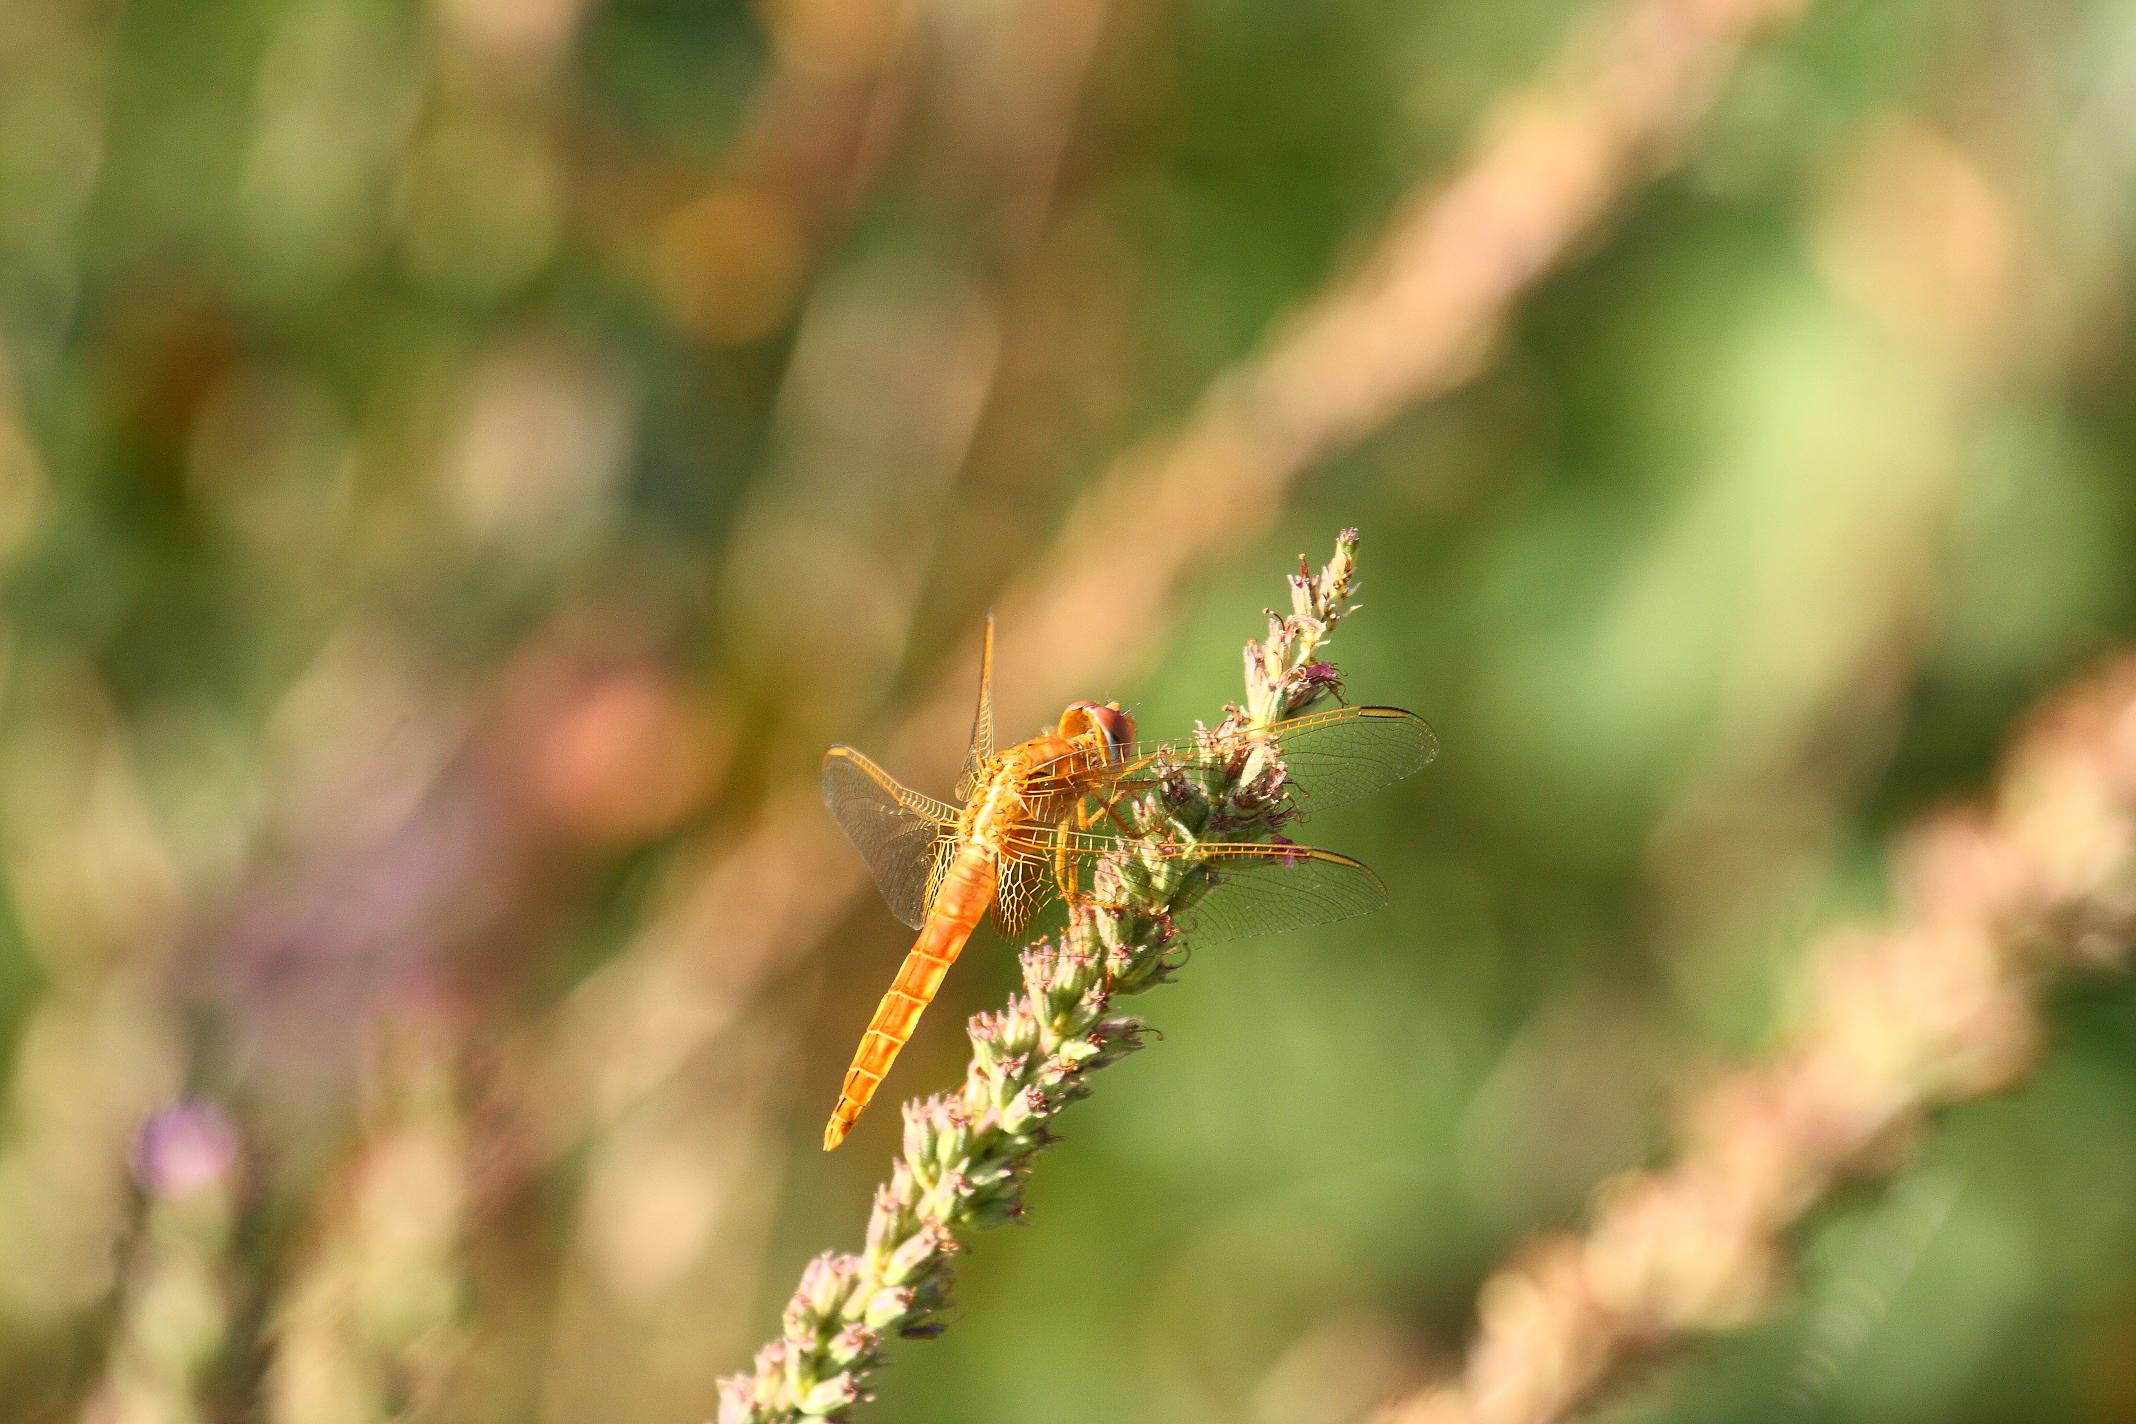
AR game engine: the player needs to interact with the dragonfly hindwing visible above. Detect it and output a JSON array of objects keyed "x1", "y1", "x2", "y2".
[{"x1": 990, "y1": 852, "x2": 1051, "y2": 939}]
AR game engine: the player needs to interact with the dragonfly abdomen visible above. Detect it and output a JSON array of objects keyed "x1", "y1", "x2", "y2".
[{"x1": 822, "y1": 845, "x2": 1000, "y2": 1150}]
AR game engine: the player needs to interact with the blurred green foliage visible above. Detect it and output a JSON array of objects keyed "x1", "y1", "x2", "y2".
[{"x1": 1, "y1": 0, "x2": 2133, "y2": 1422}]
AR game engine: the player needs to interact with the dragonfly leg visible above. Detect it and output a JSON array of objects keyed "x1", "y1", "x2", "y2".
[
  {"x1": 1051, "y1": 817, "x2": 1080, "y2": 905},
  {"x1": 1098, "y1": 798, "x2": 1139, "y2": 838},
  {"x1": 1052, "y1": 820, "x2": 1133, "y2": 912},
  {"x1": 1071, "y1": 795, "x2": 1105, "y2": 832},
  {"x1": 1055, "y1": 795, "x2": 1117, "y2": 912}
]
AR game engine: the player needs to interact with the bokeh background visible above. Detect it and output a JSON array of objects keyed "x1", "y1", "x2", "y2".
[{"x1": 2, "y1": 0, "x2": 2134, "y2": 1421}]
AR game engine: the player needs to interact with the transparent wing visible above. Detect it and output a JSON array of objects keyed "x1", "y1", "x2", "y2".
[
  {"x1": 1048, "y1": 832, "x2": 1388, "y2": 944},
  {"x1": 1251, "y1": 705, "x2": 1437, "y2": 815},
  {"x1": 1021, "y1": 705, "x2": 1437, "y2": 818},
  {"x1": 823, "y1": 745, "x2": 958, "y2": 930},
  {"x1": 990, "y1": 852, "x2": 1054, "y2": 939},
  {"x1": 955, "y1": 614, "x2": 996, "y2": 801}
]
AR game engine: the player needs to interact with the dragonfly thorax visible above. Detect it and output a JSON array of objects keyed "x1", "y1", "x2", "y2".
[{"x1": 959, "y1": 722, "x2": 1107, "y2": 851}]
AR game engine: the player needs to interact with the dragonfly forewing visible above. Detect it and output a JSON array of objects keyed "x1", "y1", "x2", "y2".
[
  {"x1": 1249, "y1": 705, "x2": 1437, "y2": 815},
  {"x1": 955, "y1": 614, "x2": 997, "y2": 801}
]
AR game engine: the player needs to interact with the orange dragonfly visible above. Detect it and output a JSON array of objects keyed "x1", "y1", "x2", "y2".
[{"x1": 818, "y1": 617, "x2": 1436, "y2": 1149}]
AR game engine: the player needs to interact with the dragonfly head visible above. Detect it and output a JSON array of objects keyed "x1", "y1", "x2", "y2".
[{"x1": 1060, "y1": 700, "x2": 1135, "y2": 764}]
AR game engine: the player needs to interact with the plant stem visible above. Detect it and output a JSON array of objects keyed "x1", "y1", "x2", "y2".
[
  {"x1": 1385, "y1": 656, "x2": 2136, "y2": 1424},
  {"x1": 717, "y1": 531, "x2": 1372, "y2": 1423}
]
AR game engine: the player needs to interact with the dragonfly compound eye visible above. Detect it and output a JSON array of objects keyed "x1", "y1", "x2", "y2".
[{"x1": 1061, "y1": 700, "x2": 1135, "y2": 762}]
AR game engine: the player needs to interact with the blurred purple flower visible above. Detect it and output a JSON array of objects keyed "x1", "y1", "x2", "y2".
[{"x1": 131, "y1": 1100, "x2": 240, "y2": 1198}]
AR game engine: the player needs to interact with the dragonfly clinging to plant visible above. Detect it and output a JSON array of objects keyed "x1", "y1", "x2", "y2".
[{"x1": 818, "y1": 616, "x2": 1436, "y2": 1150}]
